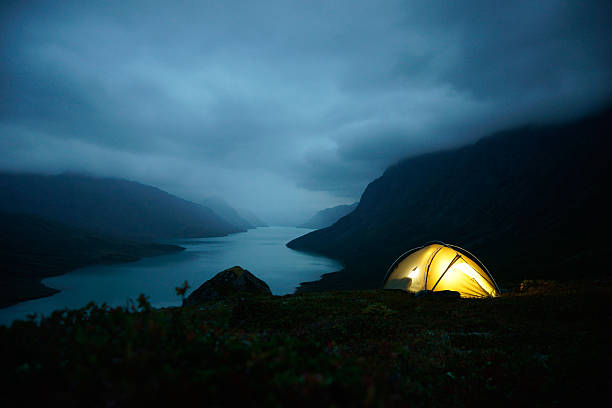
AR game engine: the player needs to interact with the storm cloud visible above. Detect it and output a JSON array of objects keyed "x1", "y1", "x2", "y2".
[{"x1": 1, "y1": 1, "x2": 611, "y2": 224}]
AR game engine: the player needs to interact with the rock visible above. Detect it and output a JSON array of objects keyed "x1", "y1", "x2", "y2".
[
  {"x1": 415, "y1": 290, "x2": 461, "y2": 300},
  {"x1": 518, "y1": 279, "x2": 560, "y2": 294},
  {"x1": 183, "y1": 266, "x2": 272, "y2": 306}
]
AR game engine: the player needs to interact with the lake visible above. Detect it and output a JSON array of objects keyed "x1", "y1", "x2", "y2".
[{"x1": 0, "y1": 226, "x2": 342, "y2": 326}]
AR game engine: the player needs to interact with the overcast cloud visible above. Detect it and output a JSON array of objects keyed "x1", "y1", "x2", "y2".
[{"x1": 1, "y1": 1, "x2": 611, "y2": 224}]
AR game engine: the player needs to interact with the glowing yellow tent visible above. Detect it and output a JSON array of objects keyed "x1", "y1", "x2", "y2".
[{"x1": 383, "y1": 242, "x2": 500, "y2": 298}]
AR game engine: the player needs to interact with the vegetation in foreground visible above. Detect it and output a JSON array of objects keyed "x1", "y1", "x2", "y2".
[{"x1": 1, "y1": 281, "x2": 610, "y2": 407}]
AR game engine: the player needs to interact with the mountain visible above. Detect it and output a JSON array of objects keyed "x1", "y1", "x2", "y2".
[
  {"x1": 0, "y1": 173, "x2": 241, "y2": 239},
  {"x1": 201, "y1": 197, "x2": 252, "y2": 230},
  {"x1": 288, "y1": 108, "x2": 612, "y2": 291},
  {"x1": 0, "y1": 212, "x2": 184, "y2": 307},
  {"x1": 299, "y1": 203, "x2": 358, "y2": 229},
  {"x1": 237, "y1": 208, "x2": 268, "y2": 227}
]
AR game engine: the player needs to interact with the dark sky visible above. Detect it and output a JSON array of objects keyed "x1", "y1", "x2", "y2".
[{"x1": 1, "y1": 1, "x2": 611, "y2": 224}]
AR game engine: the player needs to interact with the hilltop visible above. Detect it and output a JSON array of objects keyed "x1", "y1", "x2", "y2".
[{"x1": 1, "y1": 280, "x2": 609, "y2": 406}]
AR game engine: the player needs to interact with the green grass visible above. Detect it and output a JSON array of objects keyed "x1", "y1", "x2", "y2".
[{"x1": 1, "y1": 282, "x2": 611, "y2": 407}]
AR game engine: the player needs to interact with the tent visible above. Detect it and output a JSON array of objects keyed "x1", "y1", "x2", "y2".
[{"x1": 383, "y1": 242, "x2": 501, "y2": 298}]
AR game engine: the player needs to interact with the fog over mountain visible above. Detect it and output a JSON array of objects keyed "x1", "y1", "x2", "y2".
[
  {"x1": 201, "y1": 197, "x2": 254, "y2": 231},
  {"x1": 1, "y1": 1, "x2": 611, "y2": 224},
  {"x1": 300, "y1": 203, "x2": 358, "y2": 229},
  {"x1": 288, "y1": 108, "x2": 612, "y2": 290}
]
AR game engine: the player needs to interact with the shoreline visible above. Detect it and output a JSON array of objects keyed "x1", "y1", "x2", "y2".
[
  {"x1": 0, "y1": 244, "x2": 185, "y2": 309},
  {"x1": 0, "y1": 280, "x2": 61, "y2": 309}
]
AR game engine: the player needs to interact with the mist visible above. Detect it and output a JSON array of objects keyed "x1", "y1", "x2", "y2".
[{"x1": 1, "y1": 0, "x2": 611, "y2": 224}]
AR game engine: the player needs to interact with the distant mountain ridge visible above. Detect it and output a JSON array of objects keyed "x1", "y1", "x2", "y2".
[
  {"x1": 201, "y1": 197, "x2": 254, "y2": 231},
  {"x1": 288, "y1": 107, "x2": 612, "y2": 291},
  {"x1": 299, "y1": 203, "x2": 358, "y2": 229},
  {"x1": 237, "y1": 208, "x2": 268, "y2": 227},
  {"x1": 0, "y1": 173, "x2": 241, "y2": 239}
]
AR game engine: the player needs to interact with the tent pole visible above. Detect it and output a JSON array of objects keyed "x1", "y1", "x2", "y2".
[
  {"x1": 431, "y1": 254, "x2": 461, "y2": 291},
  {"x1": 424, "y1": 246, "x2": 444, "y2": 289}
]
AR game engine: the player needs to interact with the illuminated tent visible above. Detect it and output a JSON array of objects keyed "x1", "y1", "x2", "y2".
[{"x1": 383, "y1": 242, "x2": 501, "y2": 298}]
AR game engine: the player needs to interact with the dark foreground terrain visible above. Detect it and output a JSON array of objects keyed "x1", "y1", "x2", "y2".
[{"x1": 1, "y1": 280, "x2": 610, "y2": 407}]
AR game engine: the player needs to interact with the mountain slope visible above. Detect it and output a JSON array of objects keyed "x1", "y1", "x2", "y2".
[
  {"x1": 288, "y1": 108, "x2": 612, "y2": 290},
  {"x1": 238, "y1": 208, "x2": 268, "y2": 227},
  {"x1": 0, "y1": 212, "x2": 184, "y2": 307},
  {"x1": 201, "y1": 197, "x2": 252, "y2": 230},
  {"x1": 299, "y1": 203, "x2": 358, "y2": 229},
  {"x1": 0, "y1": 174, "x2": 241, "y2": 239}
]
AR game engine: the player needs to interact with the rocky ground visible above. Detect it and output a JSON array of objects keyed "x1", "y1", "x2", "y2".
[{"x1": 1, "y1": 280, "x2": 610, "y2": 407}]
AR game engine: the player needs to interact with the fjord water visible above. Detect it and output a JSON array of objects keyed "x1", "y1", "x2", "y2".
[{"x1": 0, "y1": 227, "x2": 342, "y2": 326}]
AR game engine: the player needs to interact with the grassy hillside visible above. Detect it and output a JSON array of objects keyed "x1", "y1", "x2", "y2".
[{"x1": 1, "y1": 281, "x2": 610, "y2": 406}]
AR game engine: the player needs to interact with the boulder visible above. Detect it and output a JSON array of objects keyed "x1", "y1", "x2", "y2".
[{"x1": 183, "y1": 266, "x2": 272, "y2": 306}]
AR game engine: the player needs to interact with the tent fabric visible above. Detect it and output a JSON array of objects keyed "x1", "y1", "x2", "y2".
[{"x1": 383, "y1": 242, "x2": 500, "y2": 298}]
